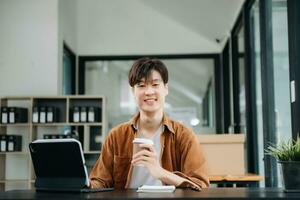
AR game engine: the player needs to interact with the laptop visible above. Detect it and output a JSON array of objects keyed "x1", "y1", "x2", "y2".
[{"x1": 29, "y1": 138, "x2": 113, "y2": 193}]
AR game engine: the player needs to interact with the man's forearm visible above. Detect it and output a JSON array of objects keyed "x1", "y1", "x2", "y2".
[{"x1": 158, "y1": 168, "x2": 187, "y2": 186}]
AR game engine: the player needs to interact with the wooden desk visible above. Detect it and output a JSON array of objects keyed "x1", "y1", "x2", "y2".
[
  {"x1": 209, "y1": 174, "x2": 263, "y2": 187},
  {"x1": 0, "y1": 188, "x2": 298, "y2": 199}
]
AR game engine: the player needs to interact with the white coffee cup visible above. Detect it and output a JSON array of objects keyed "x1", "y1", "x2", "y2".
[
  {"x1": 132, "y1": 138, "x2": 153, "y2": 153},
  {"x1": 132, "y1": 138, "x2": 153, "y2": 166}
]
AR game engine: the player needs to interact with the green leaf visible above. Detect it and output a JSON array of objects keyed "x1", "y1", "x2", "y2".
[{"x1": 265, "y1": 136, "x2": 300, "y2": 161}]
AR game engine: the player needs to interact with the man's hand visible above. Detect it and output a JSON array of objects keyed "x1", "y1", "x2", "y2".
[
  {"x1": 131, "y1": 143, "x2": 199, "y2": 188},
  {"x1": 131, "y1": 143, "x2": 164, "y2": 179}
]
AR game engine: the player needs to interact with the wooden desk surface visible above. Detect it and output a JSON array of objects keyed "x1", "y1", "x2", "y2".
[
  {"x1": 0, "y1": 188, "x2": 298, "y2": 200},
  {"x1": 209, "y1": 174, "x2": 263, "y2": 182}
]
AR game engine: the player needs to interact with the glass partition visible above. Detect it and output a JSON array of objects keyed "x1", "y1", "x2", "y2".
[
  {"x1": 250, "y1": 0, "x2": 264, "y2": 186},
  {"x1": 272, "y1": 0, "x2": 291, "y2": 143},
  {"x1": 250, "y1": 0, "x2": 291, "y2": 187},
  {"x1": 84, "y1": 58, "x2": 215, "y2": 134},
  {"x1": 238, "y1": 26, "x2": 246, "y2": 134},
  {"x1": 272, "y1": 0, "x2": 291, "y2": 187}
]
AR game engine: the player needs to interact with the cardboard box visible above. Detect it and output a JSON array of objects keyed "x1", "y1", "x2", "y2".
[{"x1": 198, "y1": 134, "x2": 245, "y2": 175}]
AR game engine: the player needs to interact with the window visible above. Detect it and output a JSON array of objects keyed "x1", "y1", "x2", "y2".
[{"x1": 82, "y1": 57, "x2": 216, "y2": 134}]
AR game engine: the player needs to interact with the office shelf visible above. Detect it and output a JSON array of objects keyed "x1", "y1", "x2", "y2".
[
  {"x1": 0, "y1": 95, "x2": 106, "y2": 191},
  {"x1": 32, "y1": 123, "x2": 103, "y2": 127},
  {"x1": 0, "y1": 179, "x2": 30, "y2": 183},
  {"x1": 68, "y1": 122, "x2": 103, "y2": 126},
  {"x1": 0, "y1": 152, "x2": 28, "y2": 155},
  {"x1": 0, "y1": 123, "x2": 30, "y2": 127},
  {"x1": 32, "y1": 123, "x2": 70, "y2": 126}
]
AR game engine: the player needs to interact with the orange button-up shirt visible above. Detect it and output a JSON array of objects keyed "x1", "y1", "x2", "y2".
[{"x1": 89, "y1": 113, "x2": 210, "y2": 190}]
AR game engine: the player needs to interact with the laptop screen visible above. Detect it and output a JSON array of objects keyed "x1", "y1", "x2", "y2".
[{"x1": 29, "y1": 139, "x2": 90, "y2": 189}]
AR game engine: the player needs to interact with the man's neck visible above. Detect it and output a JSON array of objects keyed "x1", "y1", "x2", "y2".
[{"x1": 139, "y1": 110, "x2": 163, "y2": 136}]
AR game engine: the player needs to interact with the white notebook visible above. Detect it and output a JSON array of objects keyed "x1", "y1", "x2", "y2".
[{"x1": 137, "y1": 185, "x2": 176, "y2": 193}]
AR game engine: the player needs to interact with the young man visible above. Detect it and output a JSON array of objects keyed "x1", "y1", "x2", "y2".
[{"x1": 89, "y1": 57, "x2": 209, "y2": 190}]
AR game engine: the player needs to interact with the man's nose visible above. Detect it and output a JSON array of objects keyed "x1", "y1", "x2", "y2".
[{"x1": 144, "y1": 85, "x2": 155, "y2": 94}]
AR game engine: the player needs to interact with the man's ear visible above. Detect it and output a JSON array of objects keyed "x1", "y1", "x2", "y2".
[
  {"x1": 131, "y1": 86, "x2": 135, "y2": 94},
  {"x1": 165, "y1": 84, "x2": 169, "y2": 95}
]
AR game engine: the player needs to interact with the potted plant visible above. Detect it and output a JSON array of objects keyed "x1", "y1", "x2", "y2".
[{"x1": 265, "y1": 136, "x2": 300, "y2": 192}]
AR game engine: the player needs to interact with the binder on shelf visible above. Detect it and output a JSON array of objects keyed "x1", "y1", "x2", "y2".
[
  {"x1": 7, "y1": 136, "x2": 14, "y2": 151},
  {"x1": 32, "y1": 106, "x2": 39, "y2": 123},
  {"x1": 80, "y1": 107, "x2": 87, "y2": 122},
  {"x1": 46, "y1": 107, "x2": 53, "y2": 123},
  {"x1": 90, "y1": 127, "x2": 102, "y2": 151},
  {"x1": 1, "y1": 107, "x2": 8, "y2": 124},
  {"x1": 9, "y1": 107, "x2": 15, "y2": 123},
  {"x1": 39, "y1": 107, "x2": 46, "y2": 123},
  {"x1": 58, "y1": 134, "x2": 64, "y2": 139},
  {"x1": 88, "y1": 107, "x2": 101, "y2": 122},
  {"x1": 8, "y1": 107, "x2": 28, "y2": 123},
  {"x1": 15, "y1": 135, "x2": 22, "y2": 151},
  {"x1": 0, "y1": 135, "x2": 6, "y2": 151},
  {"x1": 7, "y1": 135, "x2": 22, "y2": 151},
  {"x1": 72, "y1": 106, "x2": 80, "y2": 123},
  {"x1": 51, "y1": 134, "x2": 57, "y2": 139},
  {"x1": 46, "y1": 107, "x2": 58, "y2": 123},
  {"x1": 88, "y1": 107, "x2": 95, "y2": 122},
  {"x1": 44, "y1": 135, "x2": 50, "y2": 139}
]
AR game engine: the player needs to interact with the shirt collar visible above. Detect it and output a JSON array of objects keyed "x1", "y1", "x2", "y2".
[{"x1": 129, "y1": 112, "x2": 175, "y2": 134}]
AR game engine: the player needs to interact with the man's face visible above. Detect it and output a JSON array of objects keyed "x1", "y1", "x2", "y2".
[{"x1": 132, "y1": 70, "x2": 168, "y2": 114}]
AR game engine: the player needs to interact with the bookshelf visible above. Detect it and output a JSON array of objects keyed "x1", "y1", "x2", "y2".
[{"x1": 0, "y1": 96, "x2": 106, "y2": 191}]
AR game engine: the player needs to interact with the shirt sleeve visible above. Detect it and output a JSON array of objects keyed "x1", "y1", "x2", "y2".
[
  {"x1": 89, "y1": 132, "x2": 114, "y2": 188},
  {"x1": 173, "y1": 129, "x2": 210, "y2": 190}
]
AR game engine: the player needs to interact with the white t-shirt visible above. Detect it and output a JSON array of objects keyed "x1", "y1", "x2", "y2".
[{"x1": 129, "y1": 125, "x2": 163, "y2": 188}]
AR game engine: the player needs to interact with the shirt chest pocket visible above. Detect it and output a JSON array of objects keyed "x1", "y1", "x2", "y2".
[{"x1": 113, "y1": 155, "x2": 131, "y2": 183}]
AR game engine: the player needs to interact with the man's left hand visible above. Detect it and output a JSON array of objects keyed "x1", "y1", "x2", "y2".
[{"x1": 131, "y1": 143, "x2": 164, "y2": 179}]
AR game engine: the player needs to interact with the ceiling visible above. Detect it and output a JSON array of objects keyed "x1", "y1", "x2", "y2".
[
  {"x1": 138, "y1": 0, "x2": 245, "y2": 49},
  {"x1": 76, "y1": 0, "x2": 245, "y2": 54}
]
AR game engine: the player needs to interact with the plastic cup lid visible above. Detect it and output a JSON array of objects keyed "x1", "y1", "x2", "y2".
[{"x1": 132, "y1": 138, "x2": 154, "y2": 145}]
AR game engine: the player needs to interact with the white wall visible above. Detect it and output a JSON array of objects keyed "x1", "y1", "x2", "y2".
[
  {"x1": 58, "y1": 0, "x2": 78, "y2": 94},
  {"x1": 58, "y1": 0, "x2": 77, "y2": 53},
  {"x1": 0, "y1": 0, "x2": 60, "y2": 188},
  {"x1": 77, "y1": 0, "x2": 220, "y2": 55},
  {"x1": 0, "y1": 0, "x2": 59, "y2": 96}
]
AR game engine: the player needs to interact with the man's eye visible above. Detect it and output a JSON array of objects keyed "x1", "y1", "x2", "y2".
[
  {"x1": 152, "y1": 84, "x2": 159, "y2": 87},
  {"x1": 137, "y1": 84, "x2": 145, "y2": 87}
]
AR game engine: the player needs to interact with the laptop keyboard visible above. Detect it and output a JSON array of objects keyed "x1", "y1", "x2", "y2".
[
  {"x1": 80, "y1": 187, "x2": 114, "y2": 193},
  {"x1": 36, "y1": 187, "x2": 114, "y2": 193}
]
